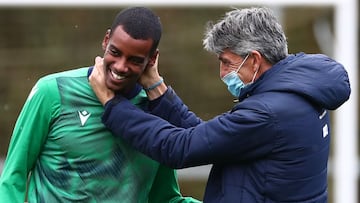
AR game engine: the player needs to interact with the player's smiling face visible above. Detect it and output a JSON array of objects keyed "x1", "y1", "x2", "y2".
[{"x1": 101, "y1": 25, "x2": 154, "y2": 94}]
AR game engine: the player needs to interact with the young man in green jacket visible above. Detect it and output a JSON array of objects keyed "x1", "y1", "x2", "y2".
[{"x1": 0, "y1": 7, "x2": 199, "y2": 203}]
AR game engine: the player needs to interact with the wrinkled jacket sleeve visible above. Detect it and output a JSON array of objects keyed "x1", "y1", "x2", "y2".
[
  {"x1": 148, "y1": 86, "x2": 202, "y2": 128},
  {"x1": 0, "y1": 80, "x2": 57, "y2": 202},
  {"x1": 148, "y1": 164, "x2": 201, "y2": 203},
  {"x1": 102, "y1": 87, "x2": 275, "y2": 169}
]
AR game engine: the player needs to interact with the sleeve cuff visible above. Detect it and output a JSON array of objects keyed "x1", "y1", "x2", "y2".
[{"x1": 102, "y1": 94, "x2": 127, "y2": 124}]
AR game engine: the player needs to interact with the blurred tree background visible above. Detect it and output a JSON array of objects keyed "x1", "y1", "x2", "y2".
[{"x1": 0, "y1": 5, "x2": 357, "y2": 202}]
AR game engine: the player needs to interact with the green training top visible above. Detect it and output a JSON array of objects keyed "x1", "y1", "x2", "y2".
[{"x1": 0, "y1": 67, "x2": 200, "y2": 203}]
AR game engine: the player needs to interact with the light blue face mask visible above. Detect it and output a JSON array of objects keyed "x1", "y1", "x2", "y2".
[{"x1": 221, "y1": 54, "x2": 250, "y2": 97}]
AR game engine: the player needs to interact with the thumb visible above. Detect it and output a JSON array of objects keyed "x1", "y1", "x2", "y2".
[{"x1": 94, "y1": 56, "x2": 103, "y2": 67}]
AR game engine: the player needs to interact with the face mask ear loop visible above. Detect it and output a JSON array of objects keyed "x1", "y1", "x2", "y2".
[
  {"x1": 251, "y1": 66, "x2": 260, "y2": 83},
  {"x1": 235, "y1": 54, "x2": 250, "y2": 73}
]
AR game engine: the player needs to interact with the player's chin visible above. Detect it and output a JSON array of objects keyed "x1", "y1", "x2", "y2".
[{"x1": 105, "y1": 79, "x2": 123, "y2": 92}]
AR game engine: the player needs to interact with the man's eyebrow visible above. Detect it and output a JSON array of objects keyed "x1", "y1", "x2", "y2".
[
  {"x1": 129, "y1": 56, "x2": 145, "y2": 63},
  {"x1": 109, "y1": 44, "x2": 121, "y2": 52},
  {"x1": 108, "y1": 44, "x2": 145, "y2": 63},
  {"x1": 218, "y1": 56, "x2": 230, "y2": 63},
  {"x1": 218, "y1": 56, "x2": 225, "y2": 61}
]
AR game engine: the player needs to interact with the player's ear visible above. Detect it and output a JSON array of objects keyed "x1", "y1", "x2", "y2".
[
  {"x1": 148, "y1": 49, "x2": 159, "y2": 67},
  {"x1": 102, "y1": 29, "x2": 111, "y2": 51}
]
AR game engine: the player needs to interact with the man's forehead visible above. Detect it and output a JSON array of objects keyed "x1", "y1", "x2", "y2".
[
  {"x1": 219, "y1": 50, "x2": 238, "y2": 60},
  {"x1": 110, "y1": 27, "x2": 153, "y2": 57}
]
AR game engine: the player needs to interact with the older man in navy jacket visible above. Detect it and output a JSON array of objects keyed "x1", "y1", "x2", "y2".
[{"x1": 90, "y1": 7, "x2": 351, "y2": 203}]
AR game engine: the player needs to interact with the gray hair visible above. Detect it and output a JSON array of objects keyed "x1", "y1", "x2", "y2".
[{"x1": 203, "y1": 7, "x2": 288, "y2": 64}]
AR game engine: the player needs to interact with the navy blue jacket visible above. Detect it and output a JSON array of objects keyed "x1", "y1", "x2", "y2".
[{"x1": 102, "y1": 53, "x2": 350, "y2": 202}]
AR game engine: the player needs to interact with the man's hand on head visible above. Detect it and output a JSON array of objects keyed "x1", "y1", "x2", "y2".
[
  {"x1": 139, "y1": 51, "x2": 162, "y2": 88},
  {"x1": 139, "y1": 52, "x2": 168, "y2": 100},
  {"x1": 89, "y1": 56, "x2": 115, "y2": 105}
]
